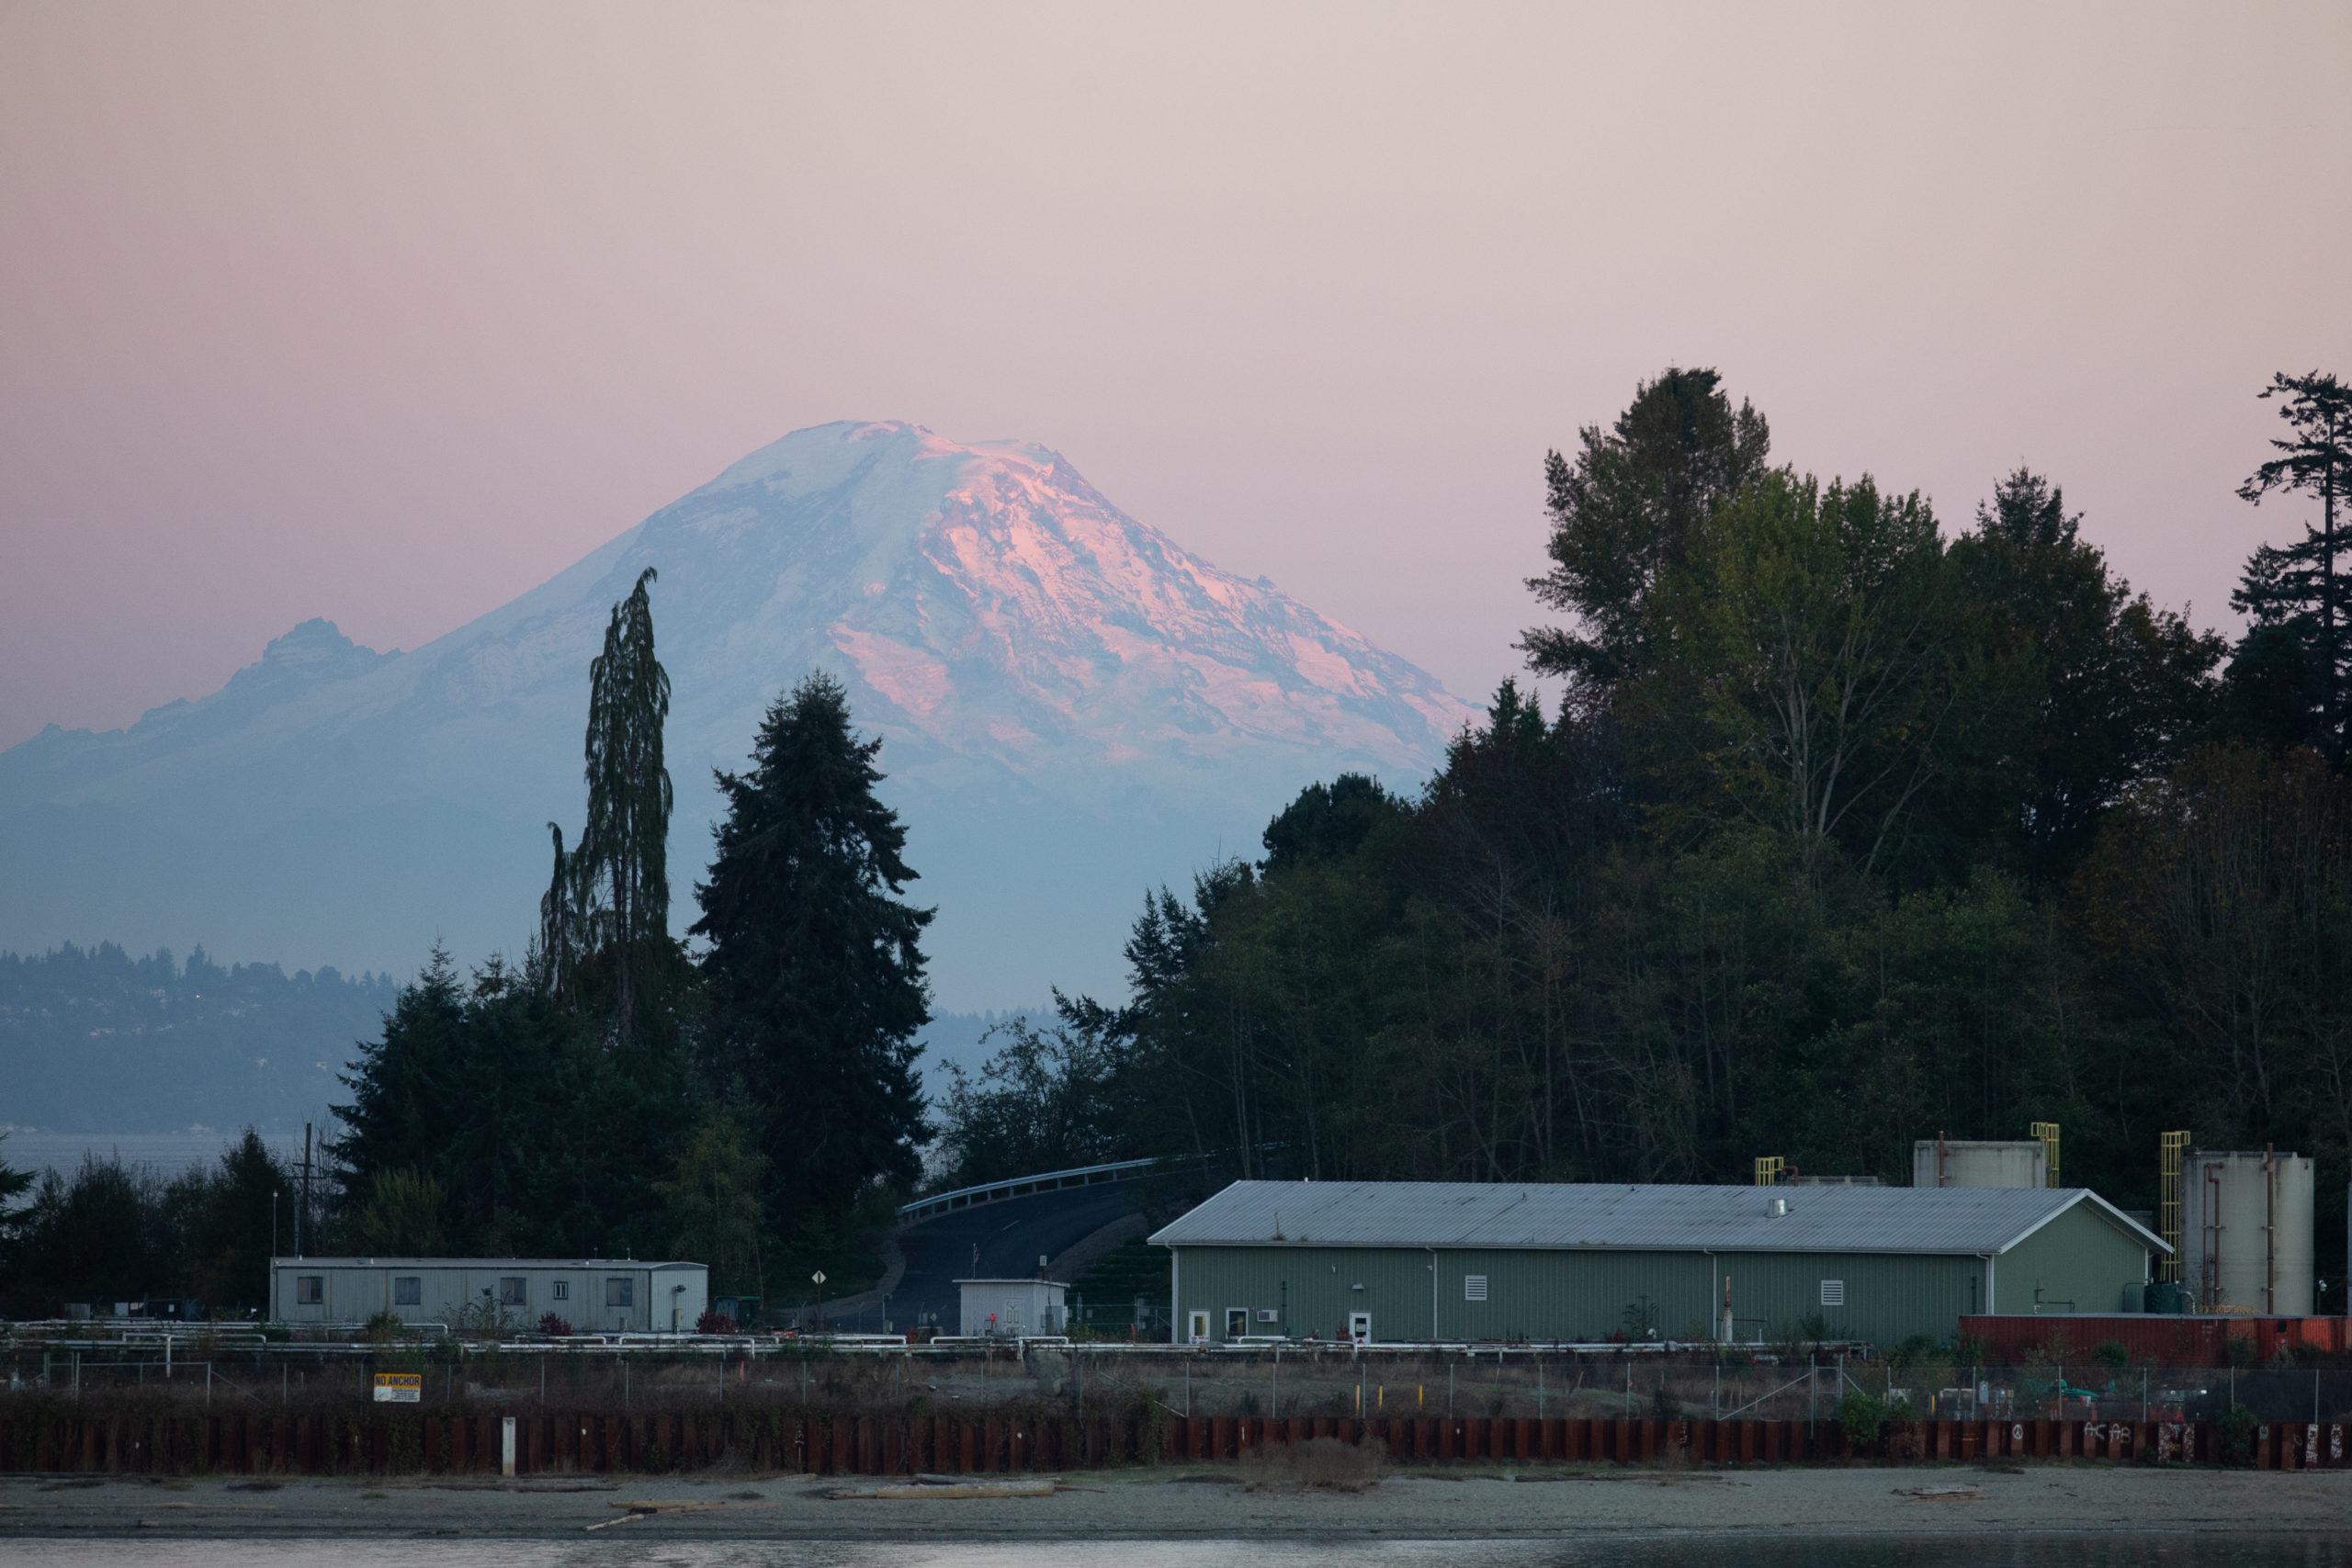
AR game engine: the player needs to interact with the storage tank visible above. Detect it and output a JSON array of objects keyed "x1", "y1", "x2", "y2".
[
  {"x1": 2177, "y1": 1149, "x2": 2313, "y2": 1315},
  {"x1": 1912, "y1": 1139, "x2": 2047, "y2": 1189}
]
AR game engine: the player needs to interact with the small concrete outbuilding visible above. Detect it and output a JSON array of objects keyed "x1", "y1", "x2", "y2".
[
  {"x1": 271, "y1": 1258, "x2": 708, "y2": 1333},
  {"x1": 955, "y1": 1278, "x2": 1069, "y2": 1337},
  {"x1": 1151, "y1": 1181, "x2": 2166, "y2": 1348}
]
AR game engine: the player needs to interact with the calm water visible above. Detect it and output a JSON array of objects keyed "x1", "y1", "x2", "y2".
[
  {"x1": 3, "y1": 1540, "x2": 2347, "y2": 1568},
  {"x1": 1, "y1": 1132, "x2": 305, "y2": 1179}
]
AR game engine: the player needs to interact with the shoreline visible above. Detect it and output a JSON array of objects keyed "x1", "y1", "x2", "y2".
[{"x1": 2, "y1": 1462, "x2": 2346, "y2": 1541}]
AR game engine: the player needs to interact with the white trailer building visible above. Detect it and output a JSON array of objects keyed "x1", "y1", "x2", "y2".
[{"x1": 270, "y1": 1258, "x2": 708, "y2": 1334}]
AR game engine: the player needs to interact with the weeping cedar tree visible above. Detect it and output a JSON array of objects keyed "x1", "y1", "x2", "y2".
[
  {"x1": 332, "y1": 573, "x2": 697, "y2": 1264},
  {"x1": 2232, "y1": 372, "x2": 2352, "y2": 762},
  {"x1": 693, "y1": 672, "x2": 931, "y2": 1227},
  {"x1": 576, "y1": 567, "x2": 673, "y2": 1043}
]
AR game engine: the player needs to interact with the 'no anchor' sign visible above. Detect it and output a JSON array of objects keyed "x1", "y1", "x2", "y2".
[{"x1": 373, "y1": 1373, "x2": 422, "y2": 1404}]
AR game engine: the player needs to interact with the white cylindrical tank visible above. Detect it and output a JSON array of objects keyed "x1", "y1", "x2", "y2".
[
  {"x1": 1912, "y1": 1139, "x2": 2047, "y2": 1189},
  {"x1": 2178, "y1": 1149, "x2": 2314, "y2": 1315}
]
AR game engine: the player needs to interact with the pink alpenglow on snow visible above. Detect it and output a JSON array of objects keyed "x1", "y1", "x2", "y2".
[{"x1": 0, "y1": 421, "x2": 1479, "y2": 1007}]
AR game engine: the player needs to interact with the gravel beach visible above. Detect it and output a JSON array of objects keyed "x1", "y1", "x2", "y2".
[{"x1": 1, "y1": 1462, "x2": 2346, "y2": 1542}]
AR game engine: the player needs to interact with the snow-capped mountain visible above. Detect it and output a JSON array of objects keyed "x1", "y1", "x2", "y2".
[{"x1": 0, "y1": 422, "x2": 1478, "y2": 1006}]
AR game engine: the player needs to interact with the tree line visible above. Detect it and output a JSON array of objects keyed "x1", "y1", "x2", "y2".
[
  {"x1": 0, "y1": 566, "x2": 936, "y2": 1319},
  {"x1": 6, "y1": 367, "x2": 2344, "y2": 1317},
  {"x1": 936, "y1": 369, "x2": 2352, "y2": 1289},
  {"x1": 325, "y1": 569, "x2": 932, "y2": 1314}
]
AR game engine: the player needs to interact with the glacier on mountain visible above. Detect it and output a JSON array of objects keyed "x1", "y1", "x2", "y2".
[{"x1": 0, "y1": 422, "x2": 1478, "y2": 1008}]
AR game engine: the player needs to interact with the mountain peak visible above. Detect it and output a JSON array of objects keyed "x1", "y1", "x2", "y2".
[
  {"x1": 2, "y1": 423, "x2": 1474, "y2": 1007},
  {"x1": 200, "y1": 618, "x2": 395, "y2": 715}
]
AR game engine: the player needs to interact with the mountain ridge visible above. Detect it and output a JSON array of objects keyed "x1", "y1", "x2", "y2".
[{"x1": 0, "y1": 421, "x2": 1477, "y2": 1007}]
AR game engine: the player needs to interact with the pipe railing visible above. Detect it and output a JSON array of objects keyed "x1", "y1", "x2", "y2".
[{"x1": 897, "y1": 1156, "x2": 1170, "y2": 1223}]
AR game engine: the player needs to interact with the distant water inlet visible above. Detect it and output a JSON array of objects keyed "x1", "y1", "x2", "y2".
[{"x1": 1, "y1": 1131, "x2": 306, "y2": 1179}]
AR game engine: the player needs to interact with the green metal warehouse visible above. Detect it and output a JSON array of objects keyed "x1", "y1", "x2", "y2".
[{"x1": 1150, "y1": 1180, "x2": 2166, "y2": 1348}]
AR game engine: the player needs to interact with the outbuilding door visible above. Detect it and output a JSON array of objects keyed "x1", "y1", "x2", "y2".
[{"x1": 1350, "y1": 1312, "x2": 1372, "y2": 1344}]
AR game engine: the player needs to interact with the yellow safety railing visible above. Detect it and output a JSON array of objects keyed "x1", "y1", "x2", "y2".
[{"x1": 2030, "y1": 1122, "x2": 2061, "y2": 1187}]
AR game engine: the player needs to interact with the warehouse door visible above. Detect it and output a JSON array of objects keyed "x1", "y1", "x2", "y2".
[
  {"x1": 1350, "y1": 1312, "x2": 1372, "y2": 1345},
  {"x1": 1188, "y1": 1310, "x2": 1209, "y2": 1343},
  {"x1": 1225, "y1": 1307, "x2": 1250, "y2": 1338}
]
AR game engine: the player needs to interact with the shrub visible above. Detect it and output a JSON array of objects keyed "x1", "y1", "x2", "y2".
[
  {"x1": 1140, "y1": 1400, "x2": 1170, "y2": 1466},
  {"x1": 537, "y1": 1313, "x2": 575, "y2": 1337},
  {"x1": 696, "y1": 1311, "x2": 740, "y2": 1335},
  {"x1": 1837, "y1": 1390, "x2": 1889, "y2": 1455},
  {"x1": 2095, "y1": 1340, "x2": 2131, "y2": 1369},
  {"x1": 2215, "y1": 1403, "x2": 2258, "y2": 1467}
]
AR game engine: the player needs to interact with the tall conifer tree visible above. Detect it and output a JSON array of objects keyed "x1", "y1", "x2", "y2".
[
  {"x1": 580, "y1": 568, "x2": 673, "y2": 1045},
  {"x1": 692, "y1": 672, "x2": 931, "y2": 1226},
  {"x1": 2235, "y1": 371, "x2": 2352, "y2": 760}
]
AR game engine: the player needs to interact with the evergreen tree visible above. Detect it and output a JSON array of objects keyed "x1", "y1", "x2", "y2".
[
  {"x1": 692, "y1": 672, "x2": 932, "y2": 1230},
  {"x1": 580, "y1": 567, "x2": 673, "y2": 1044},
  {"x1": 2234, "y1": 371, "x2": 2352, "y2": 760},
  {"x1": 0, "y1": 1134, "x2": 31, "y2": 1226},
  {"x1": 177, "y1": 1130, "x2": 290, "y2": 1310},
  {"x1": 1951, "y1": 468, "x2": 2224, "y2": 874},
  {"x1": 537, "y1": 821, "x2": 584, "y2": 1009},
  {"x1": 1521, "y1": 367, "x2": 1770, "y2": 696}
]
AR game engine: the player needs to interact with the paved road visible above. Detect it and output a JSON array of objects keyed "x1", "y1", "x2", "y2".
[{"x1": 881, "y1": 1184, "x2": 1145, "y2": 1333}]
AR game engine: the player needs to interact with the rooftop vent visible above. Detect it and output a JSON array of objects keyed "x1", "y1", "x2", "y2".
[{"x1": 1767, "y1": 1197, "x2": 1789, "y2": 1217}]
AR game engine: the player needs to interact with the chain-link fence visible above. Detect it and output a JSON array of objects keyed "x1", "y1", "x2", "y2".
[{"x1": 13, "y1": 1339, "x2": 2352, "y2": 1429}]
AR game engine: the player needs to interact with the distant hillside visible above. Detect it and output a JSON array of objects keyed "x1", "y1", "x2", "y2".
[
  {"x1": 0, "y1": 943, "x2": 398, "y2": 1134},
  {"x1": 0, "y1": 940, "x2": 1039, "y2": 1138}
]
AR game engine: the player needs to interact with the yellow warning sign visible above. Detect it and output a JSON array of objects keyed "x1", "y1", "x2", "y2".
[{"x1": 373, "y1": 1372, "x2": 423, "y2": 1404}]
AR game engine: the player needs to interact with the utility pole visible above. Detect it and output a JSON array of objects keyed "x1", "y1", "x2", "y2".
[{"x1": 299, "y1": 1123, "x2": 312, "y2": 1258}]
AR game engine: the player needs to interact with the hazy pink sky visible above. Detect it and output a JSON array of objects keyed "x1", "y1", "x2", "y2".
[{"x1": 5, "y1": 2, "x2": 2350, "y2": 753}]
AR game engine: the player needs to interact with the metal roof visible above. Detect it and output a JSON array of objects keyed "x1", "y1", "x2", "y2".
[
  {"x1": 270, "y1": 1258, "x2": 705, "y2": 1270},
  {"x1": 1147, "y1": 1181, "x2": 2169, "y2": 1258}
]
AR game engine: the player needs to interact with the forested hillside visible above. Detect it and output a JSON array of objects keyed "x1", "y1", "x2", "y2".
[
  {"x1": 0, "y1": 943, "x2": 396, "y2": 1133},
  {"x1": 936, "y1": 369, "x2": 2352, "y2": 1281},
  {"x1": 12, "y1": 367, "x2": 2346, "y2": 1321}
]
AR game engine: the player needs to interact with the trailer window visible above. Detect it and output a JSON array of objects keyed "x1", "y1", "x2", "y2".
[
  {"x1": 295, "y1": 1276, "x2": 323, "y2": 1305},
  {"x1": 606, "y1": 1278, "x2": 635, "y2": 1308},
  {"x1": 551, "y1": 1280, "x2": 571, "y2": 1301},
  {"x1": 499, "y1": 1277, "x2": 528, "y2": 1307},
  {"x1": 393, "y1": 1277, "x2": 421, "y2": 1306}
]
